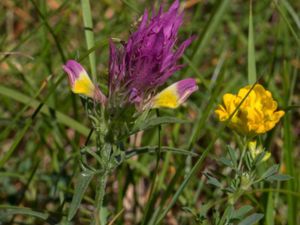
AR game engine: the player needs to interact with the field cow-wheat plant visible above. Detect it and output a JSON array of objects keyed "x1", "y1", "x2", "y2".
[{"x1": 0, "y1": 0, "x2": 299, "y2": 225}]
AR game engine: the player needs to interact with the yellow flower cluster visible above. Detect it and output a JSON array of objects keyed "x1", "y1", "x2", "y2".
[{"x1": 215, "y1": 84, "x2": 285, "y2": 136}]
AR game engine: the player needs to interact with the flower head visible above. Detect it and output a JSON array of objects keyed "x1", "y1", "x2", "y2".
[
  {"x1": 63, "y1": 60, "x2": 106, "y2": 104},
  {"x1": 108, "y1": 0, "x2": 196, "y2": 109},
  {"x1": 215, "y1": 84, "x2": 285, "y2": 136},
  {"x1": 63, "y1": 1, "x2": 197, "y2": 111}
]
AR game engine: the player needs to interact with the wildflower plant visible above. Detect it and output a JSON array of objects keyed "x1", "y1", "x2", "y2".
[
  {"x1": 192, "y1": 84, "x2": 289, "y2": 224},
  {"x1": 2, "y1": 0, "x2": 300, "y2": 224},
  {"x1": 63, "y1": 0, "x2": 198, "y2": 223}
]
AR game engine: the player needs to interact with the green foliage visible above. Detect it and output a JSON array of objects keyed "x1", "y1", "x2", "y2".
[
  {"x1": 1, "y1": 0, "x2": 299, "y2": 224},
  {"x1": 238, "y1": 213, "x2": 264, "y2": 225},
  {"x1": 68, "y1": 168, "x2": 94, "y2": 221}
]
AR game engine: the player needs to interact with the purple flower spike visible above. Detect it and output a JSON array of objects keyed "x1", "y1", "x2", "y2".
[{"x1": 108, "y1": 0, "x2": 195, "y2": 108}]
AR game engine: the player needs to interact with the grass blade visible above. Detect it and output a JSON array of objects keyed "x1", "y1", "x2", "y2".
[
  {"x1": 0, "y1": 121, "x2": 31, "y2": 167},
  {"x1": 29, "y1": 0, "x2": 66, "y2": 62},
  {"x1": 274, "y1": 1, "x2": 300, "y2": 48},
  {"x1": 0, "y1": 206, "x2": 49, "y2": 221},
  {"x1": 155, "y1": 71, "x2": 224, "y2": 224},
  {"x1": 281, "y1": 0, "x2": 300, "y2": 29},
  {"x1": 81, "y1": 0, "x2": 97, "y2": 80},
  {"x1": 282, "y1": 62, "x2": 297, "y2": 224},
  {"x1": 248, "y1": 0, "x2": 256, "y2": 84},
  {"x1": 265, "y1": 192, "x2": 275, "y2": 225},
  {"x1": 184, "y1": 0, "x2": 229, "y2": 77},
  {"x1": 0, "y1": 85, "x2": 90, "y2": 136}
]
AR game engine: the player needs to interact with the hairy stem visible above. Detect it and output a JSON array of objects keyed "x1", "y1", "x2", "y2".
[{"x1": 92, "y1": 172, "x2": 108, "y2": 225}]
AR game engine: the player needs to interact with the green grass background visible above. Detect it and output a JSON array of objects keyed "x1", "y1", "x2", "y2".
[{"x1": 0, "y1": 0, "x2": 299, "y2": 224}]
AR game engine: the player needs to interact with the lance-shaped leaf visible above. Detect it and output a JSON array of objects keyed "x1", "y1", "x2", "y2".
[
  {"x1": 131, "y1": 116, "x2": 189, "y2": 135},
  {"x1": 238, "y1": 213, "x2": 264, "y2": 225},
  {"x1": 1, "y1": 206, "x2": 49, "y2": 220},
  {"x1": 68, "y1": 169, "x2": 95, "y2": 221},
  {"x1": 232, "y1": 205, "x2": 253, "y2": 220},
  {"x1": 266, "y1": 174, "x2": 293, "y2": 182},
  {"x1": 125, "y1": 146, "x2": 198, "y2": 159},
  {"x1": 260, "y1": 164, "x2": 279, "y2": 180}
]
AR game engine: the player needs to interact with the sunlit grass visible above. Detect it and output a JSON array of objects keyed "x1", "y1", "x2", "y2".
[{"x1": 0, "y1": 0, "x2": 299, "y2": 224}]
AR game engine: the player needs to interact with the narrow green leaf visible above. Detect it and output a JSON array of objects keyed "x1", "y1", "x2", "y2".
[
  {"x1": 29, "y1": 0, "x2": 66, "y2": 62},
  {"x1": 253, "y1": 152, "x2": 267, "y2": 166},
  {"x1": 261, "y1": 164, "x2": 279, "y2": 180},
  {"x1": 245, "y1": 152, "x2": 252, "y2": 170},
  {"x1": 282, "y1": 61, "x2": 297, "y2": 225},
  {"x1": 206, "y1": 175, "x2": 222, "y2": 188},
  {"x1": 227, "y1": 145, "x2": 237, "y2": 168},
  {"x1": 219, "y1": 157, "x2": 233, "y2": 167},
  {"x1": 0, "y1": 205, "x2": 49, "y2": 220},
  {"x1": 68, "y1": 170, "x2": 95, "y2": 221},
  {"x1": 284, "y1": 105, "x2": 300, "y2": 111},
  {"x1": 131, "y1": 116, "x2": 188, "y2": 134},
  {"x1": 100, "y1": 206, "x2": 109, "y2": 225},
  {"x1": 81, "y1": 0, "x2": 97, "y2": 80},
  {"x1": 248, "y1": 0, "x2": 256, "y2": 84},
  {"x1": 232, "y1": 205, "x2": 253, "y2": 220},
  {"x1": 0, "y1": 172, "x2": 26, "y2": 181},
  {"x1": 125, "y1": 146, "x2": 198, "y2": 159},
  {"x1": 266, "y1": 174, "x2": 293, "y2": 182},
  {"x1": 238, "y1": 213, "x2": 264, "y2": 225},
  {"x1": 121, "y1": 0, "x2": 140, "y2": 13},
  {"x1": 219, "y1": 205, "x2": 234, "y2": 225},
  {"x1": 251, "y1": 188, "x2": 300, "y2": 198},
  {"x1": 0, "y1": 85, "x2": 90, "y2": 137},
  {"x1": 274, "y1": 1, "x2": 300, "y2": 48},
  {"x1": 0, "y1": 120, "x2": 31, "y2": 167},
  {"x1": 281, "y1": 0, "x2": 300, "y2": 29},
  {"x1": 265, "y1": 192, "x2": 274, "y2": 225},
  {"x1": 185, "y1": 0, "x2": 230, "y2": 77}
]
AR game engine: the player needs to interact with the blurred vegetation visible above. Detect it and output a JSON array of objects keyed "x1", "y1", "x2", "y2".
[{"x1": 0, "y1": 0, "x2": 299, "y2": 224}]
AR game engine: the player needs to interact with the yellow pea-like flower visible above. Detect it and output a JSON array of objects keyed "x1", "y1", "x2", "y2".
[{"x1": 215, "y1": 84, "x2": 285, "y2": 136}]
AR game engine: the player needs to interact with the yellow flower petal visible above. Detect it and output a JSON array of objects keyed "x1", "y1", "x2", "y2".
[
  {"x1": 215, "y1": 84, "x2": 285, "y2": 135},
  {"x1": 152, "y1": 79, "x2": 198, "y2": 109},
  {"x1": 153, "y1": 87, "x2": 179, "y2": 108},
  {"x1": 72, "y1": 72, "x2": 95, "y2": 97},
  {"x1": 215, "y1": 105, "x2": 229, "y2": 121}
]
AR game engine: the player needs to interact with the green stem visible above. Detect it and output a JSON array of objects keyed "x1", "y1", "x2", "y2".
[
  {"x1": 92, "y1": 172, "x2": 108, "y2": 225},
  {"x1": 141, "y1": 109, "x2": 161, "y2": 224},
  {"x1": 237, "y1": 140, "x2": 247, "y2": 172}
]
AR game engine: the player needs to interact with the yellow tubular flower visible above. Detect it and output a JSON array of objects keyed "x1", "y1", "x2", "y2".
[
  {"x1": 63, "y1": 60, "x2": 95, "y2": 97},
  {"x1": 215, "y1": 84, "x2": 285, "y2": 136},
  {"x1": 152, "y1": 78, "x2": 198, "y2": 109},
  {"x1": 63, "y1": 60, "x2": 107, "y2": 104}
]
